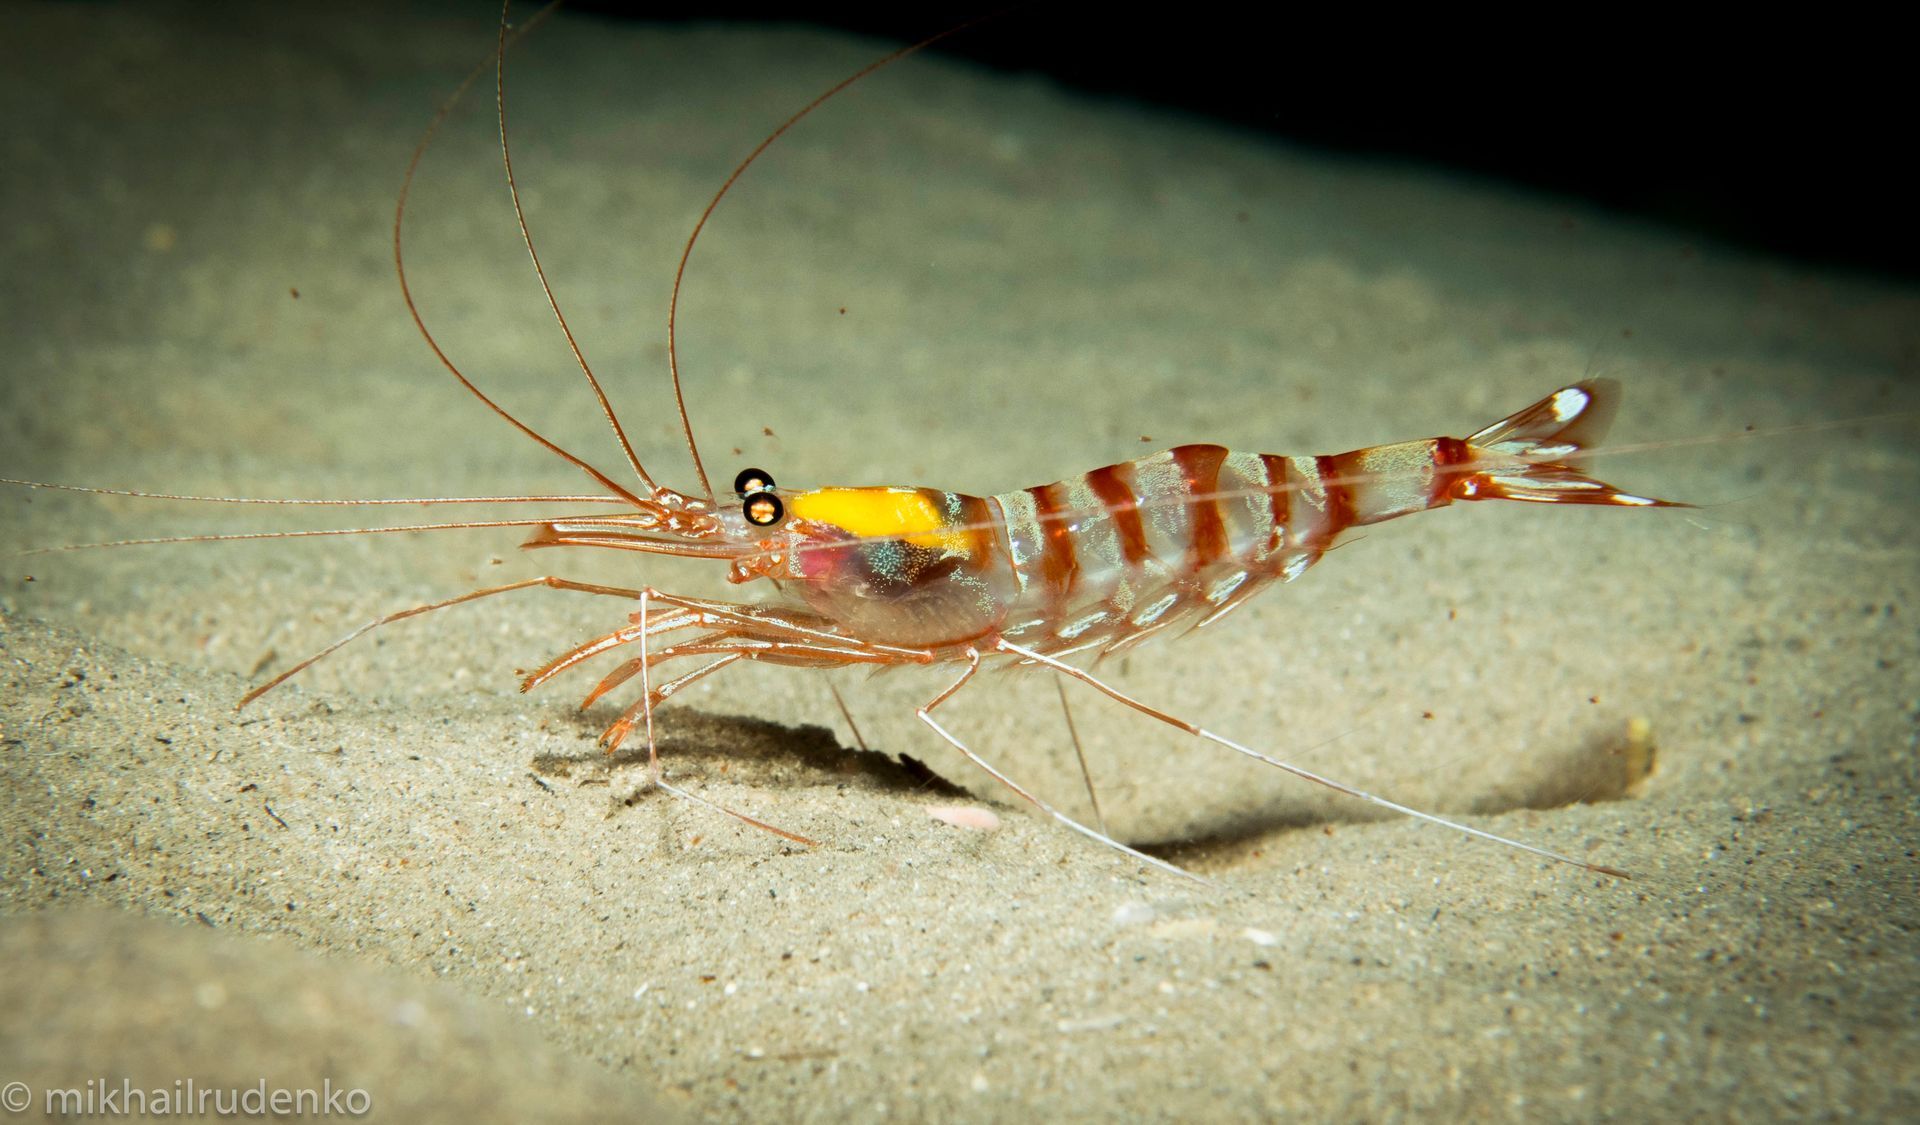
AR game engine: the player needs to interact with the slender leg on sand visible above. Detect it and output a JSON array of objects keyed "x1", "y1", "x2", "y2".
[
  {"x1": 998, "y1": 640, "x2": 1626, "y2": 878},
  {"x1": 915, "y1": 648, "x2": 1200, "y2": 882}
]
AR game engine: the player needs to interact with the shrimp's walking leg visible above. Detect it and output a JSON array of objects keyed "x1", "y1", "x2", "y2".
[
  {"x1": 637, "y1": 588, "x2": 659, "y2": 775},
  {"x1": 525, "y1": 588, "x2": 923, "y2": 698},
  {"x1": 827, "y1": 682, "x2": 870, "y2": 753},
  {"x1": 615, "y1": 590, "x2": 820, "y2": 847},
  {"x1": 915, "y1": 649, "x2": 1202, "y2": 883},
  {"x1": 521, "y1": 608, "x2": 705, "y2": 696},
  {"x1": 599, "y1": 653, "x2": 745, "y2": 748},
  {"x1": 242, "y1": 576, "x2": 644, "y2": 705},
  {"x1": 997, "y1": 640, "x2": 1627, "y2": 878},
  {"x1": 649, "y1": 774, "x2": 819, "y2": 847},
  {"x1": 1056, "y1": 677, "x2": 1109, "y2": 837}
]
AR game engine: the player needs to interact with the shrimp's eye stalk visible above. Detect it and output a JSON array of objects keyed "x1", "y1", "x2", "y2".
[
  {"x1": 743, "y1": 491, "x2": 784, "y2": 528},
  {"x1": 733, "y1": 467, "x2": 775, "y2": 496}
]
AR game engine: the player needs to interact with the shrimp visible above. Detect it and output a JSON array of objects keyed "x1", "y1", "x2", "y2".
[
  {"x1": 5, "y1": 7, "x2": 1683, "y2": 882},
  {"x1": 486, "y1": 378, "x2": 1676, "y2": 879}
]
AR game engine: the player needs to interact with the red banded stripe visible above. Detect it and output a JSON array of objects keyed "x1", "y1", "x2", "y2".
[
  {"x1": 1430, "y1": 436, "x2": 1472, "y2": 503},
  {"x1": 1083, "y1": 463, "x2": 1150, "y2": 567},
  {"x1": 1027, "y1": 481, "x2": 1079, "y2": 608},
  {"x1": 1170, "y1": 445, "x2": 1230, "y2": 572},
  {"x1": 1314, "y1": 453, "x2": 1359, "y2": 542},
  {"x1": 1257, "y1": 452, "x2": 1292, "y2": 555}
]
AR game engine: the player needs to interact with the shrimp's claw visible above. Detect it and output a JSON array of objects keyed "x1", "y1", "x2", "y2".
[
  {"x1": 1451, "y1": 379, "x2": 1689, "y2": 508},
  {"x1": 599, "y1": 719, "x2": 637, "y2": 752}
]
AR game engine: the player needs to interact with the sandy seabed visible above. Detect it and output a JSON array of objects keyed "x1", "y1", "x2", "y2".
[{"x1": 2, "y1": 3, "x2": 1916, "y2": 1121}]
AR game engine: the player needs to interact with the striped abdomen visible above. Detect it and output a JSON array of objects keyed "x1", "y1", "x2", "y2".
[
  {"x1": 988, "y1": 439, "x2": 1466, "y2": 656},
  {"x1": 771, "y1": 383, "x2": 1667, "y2": 655}
]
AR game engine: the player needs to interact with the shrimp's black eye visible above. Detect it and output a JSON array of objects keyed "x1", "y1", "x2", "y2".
[
  {"x1": 742, "y1": 491, "x2": 784, "y2": 527},
  {"x1": 733, "y1": 467, "x2": 775, "y2": 496}
]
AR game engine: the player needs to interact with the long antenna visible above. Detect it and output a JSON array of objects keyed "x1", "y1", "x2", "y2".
[
  {"x1": 393, "y1": 2, "x2": 652, "y2": 513},
  {"x1": 0, "y1": 479, "x2": 610, "y2": 506},
  {"x1": 494, "y1": 2, "x2": 657, "y2": 493},
  {"x1": 13, "y1": 515, "x2": 627, "y2": 557},
  {"x1": 664, "y1": 15, "x2": 1000, "y2": 504}
]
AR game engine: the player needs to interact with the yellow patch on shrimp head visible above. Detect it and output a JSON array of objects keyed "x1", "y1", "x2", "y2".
[{"x1": 786, "y1": 487, "x2": 966, "y2": 553}]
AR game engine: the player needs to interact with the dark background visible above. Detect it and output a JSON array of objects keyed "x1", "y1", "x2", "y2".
[{"x1": 569, "y1": 4, "x2": 1912, "y2": 283}]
